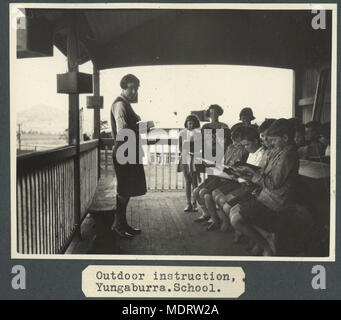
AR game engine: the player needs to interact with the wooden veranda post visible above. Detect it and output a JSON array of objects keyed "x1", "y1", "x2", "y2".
[
  {"x1": 312, "y1": 68, "x2": 330, "y2": 122},
  {"x1": 67, "y1": 19, "x2": 81, "y2": 238},
  {"x1": 93, "y1": 64, "x2": 101, "y2": 179}
]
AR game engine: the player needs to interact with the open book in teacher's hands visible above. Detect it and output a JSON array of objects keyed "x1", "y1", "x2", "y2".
[
  {"x1": 138, "y1": 121, "x2": 155, "y2": 131},
  {"x1": 147, "y1": 121, "x2": 155, "y2": 130}
]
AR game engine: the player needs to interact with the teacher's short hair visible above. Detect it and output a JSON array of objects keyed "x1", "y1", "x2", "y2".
[{"x1": 120, "y1": 74, "x2": 140, "y2": 89}]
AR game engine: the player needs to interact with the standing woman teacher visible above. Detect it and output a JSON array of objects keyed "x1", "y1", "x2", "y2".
[{"x1": 111, "y1": 74, "x2": 148, "y2": 238}]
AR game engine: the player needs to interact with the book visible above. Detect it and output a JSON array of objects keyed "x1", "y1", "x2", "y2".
[{"x1": 233, "y1": 161, "x2": 261, "y2": 172}]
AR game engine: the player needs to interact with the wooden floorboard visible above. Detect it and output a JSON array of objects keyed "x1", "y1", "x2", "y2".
[
  {"x1": 163, "y1": 197, "x2": 191, "y2": 255},
  {"x1": 68, "y1": 185, "x2": 249, "y2": 256},
  {"x1": 111, "y1": 192, "x2": 248, "y2": 257}
]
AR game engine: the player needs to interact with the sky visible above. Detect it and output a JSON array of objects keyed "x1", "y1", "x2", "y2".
[{"x1": 12, "y1": 46, "x2": 294, "y2": 135}]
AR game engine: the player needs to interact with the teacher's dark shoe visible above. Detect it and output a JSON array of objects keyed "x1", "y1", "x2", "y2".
[
  {"x1": 112, "y1": 225, "x2": 134, "y2": 238},
  {"x1": 125, "y1": 225, "x2": 142, "y2": 235}
]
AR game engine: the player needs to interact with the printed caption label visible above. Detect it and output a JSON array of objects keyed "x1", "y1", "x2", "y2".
[{"x1": 82, "y1": 265, "x2": 245, "y2": 298}]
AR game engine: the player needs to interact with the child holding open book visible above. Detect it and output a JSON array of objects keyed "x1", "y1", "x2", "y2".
[
  {"x1": 193, "y1": 124, "x2": 248, "y2": 231},
  {"x1": 212, "y1": 126, "x2": 265, "y2": 236},
  {"x1": 229, "y1": 119, "x2": 299, "y2": 256}
]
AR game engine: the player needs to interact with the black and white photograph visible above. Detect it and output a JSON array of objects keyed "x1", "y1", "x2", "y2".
[{"x1": 11, "y1": 3, "x2": 336, "y2": 260}]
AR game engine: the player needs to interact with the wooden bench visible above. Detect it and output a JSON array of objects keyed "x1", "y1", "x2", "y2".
[
  {"x1": 87, "y1": 175, "x2": 117, "y2": 248},
  {"x1": 65, "y1": 174, "x2": 116, "y2": 254},
  {"x1": 275, "y1": 160, "x2": 330, "y2": 256}
]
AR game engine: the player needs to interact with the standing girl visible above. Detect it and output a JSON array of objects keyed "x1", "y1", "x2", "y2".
[{"x1": 178, "y1": 114, "x2": 202, "y2": 212}]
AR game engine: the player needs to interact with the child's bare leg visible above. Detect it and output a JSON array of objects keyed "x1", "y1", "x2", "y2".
[
  {"x1": 212, "y1": 189, "x2": 228, "y2": 231},
  {"x1": 193, "y1": 186, "x2": 209, "y2": 221},
  {"x1": 204, "y1": 193, "x2": 220, "y2": 230},
  {"x1": 183, "y1": 173, "x2": 193, "y2": 212},
  {"x1": 228, "y1": 205, "x2": 243, "y2": 242},
  {"x1": 218, "y1": 202, "x2": 233, "y2": 232},
  {"x1": 230, "y1": 206, "x2": 273, "y2": 256},
  {"x1": 185, "y1": 179, "x2": 192, "y2": 204},
  {"x1": 191, "y1": 174, "x2": 199, "y2": 210}
]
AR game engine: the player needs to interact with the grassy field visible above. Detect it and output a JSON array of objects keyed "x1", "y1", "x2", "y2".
[{"x1": 17, "y1": 133, "x2": 67, "y2": 154}]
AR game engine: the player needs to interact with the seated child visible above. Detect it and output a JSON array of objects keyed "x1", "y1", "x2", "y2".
[
  {"x1": 294, "y1": 123, "x2": 307, "y2": 146},
  {"x1": 319, "y1": 122, "x2": 330, "y2": 160},
  {"x1": 229, "y1": 118, "x2": 299, "y2": 256},
  {"x1": 212, "y1": 121, "x2": 274, "y2": 236},
  {"x1": 193, "y1": 125, "x2": 248, "y2": 231},
  {"x1": 298, "y1": 121, "x2": 325, "y2": 161}
]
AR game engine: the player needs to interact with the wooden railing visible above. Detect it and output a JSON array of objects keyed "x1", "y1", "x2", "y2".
[
  {"x1": 80, "y1": 141, "x2": 99, "y2": 219},
  {"x1": 100, "y1": 138, "x2": 207, "y2": 191},
  {"x1": 146, "y1": 138, "x2": 185, "y2": 190},
  {"x1": 16, "y1": 140, "x2": 99, "y2": 254}
]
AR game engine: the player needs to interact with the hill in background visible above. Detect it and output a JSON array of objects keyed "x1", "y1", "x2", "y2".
[{"x1": 16, "y1": 104, "x2": 68, "y2": 134}]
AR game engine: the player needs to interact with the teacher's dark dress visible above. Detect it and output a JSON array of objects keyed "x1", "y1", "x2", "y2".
[{"x1": 111, "y1": 96, "x2": 147, "y2": 197}]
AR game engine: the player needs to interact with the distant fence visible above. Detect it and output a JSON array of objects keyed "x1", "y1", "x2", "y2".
[
  {"x1": 16, "y1": 140, "x2": 99, "y2": 254},
  {"x1": 18, "y1": 143, "x2": 67, "y2": 153},
  {"x1": 100, "y1": 138, "x2": 207, "y2": 191}
]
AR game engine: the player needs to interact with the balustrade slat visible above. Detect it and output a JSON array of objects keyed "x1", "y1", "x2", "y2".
[
  {"x1": 168, "y1": 148, "x2": 171, "y2": 190},
  {"x1": 68, "y1": 161, "x2": 73, "y2": 236},
  {"x1": 57, "y1": 164, "x2": 62, "y2": 252},
  {"x1": 34, "y1": 171, "x2": 40, "y2": 253},
  {"x1": 65, "y1": 163, "x2": 69, "y2": 240},
  {"x1": 35, "y1": 172, "x2": 40, "y2": 253},
  {"x1": 38, "y1": 169, "x2": 44, "y2": 254},
  {"x1": 22, "y1": 176, "x2": 28, "y2": 254},
  {"x1": 72, "y1": 160, "x2": 75, "y2": 230},
  {"x1": 45, "y1": 167, "x2": 50, "y2": 254},
  {"x1": 42, "y1": 168, "x2": 47, "y2": 254},
  {"x1": 66, "y1": 161, "x2": 70, "y2": 243},
  {"x1": 86, "y1": 152, "x2": 88, "y2": 207},
  {"x1": 56, "y1": 164, "x2": 60, "y2": 252},
  {"x1": 52, "y1": 166, "x2": 56, "y2": 253},
  {"x1": 61, "y1": 163, "x2": 66, "y2": 246},
  {"x1": 48, "y1": 166, "x2": 53, "y2": 254},
  {"x1": 161, "y1": 144, "x2": 164, "y2": 190},
  {"x1": 31, "y1": 173, "x2": 37, "y2": 254},
  {"x1": 154, "y1": 148, "x2": 157, "y2": 190},
  {"x1": 49, "y1": 167, "x2": 52, "y2": 253},
  {"x1": 105, "y1": 146, "x2": 108, "y2": 171},
  {"x1": 53, "y1": 166, "x2": 58, "y2": 253},
  {"x1": 51, "y1": 166, "x2": 55, "y2": 253},
  {"x1": 148, "y1": 144, "x2": 151, "y2": 190},
  {"x1": 44, "y1": 167, "x2": 49, "y2": 254},
  {"x1": 17, "y1": 177, "x2": 22, "y2": 253},
  {"x1": 26, "y1": 173, "x2": 33, "y2": 254},
  {"x1": 66, "y1": 162, "x2": 70, "y2": 245},
  {"x1": 60, "y1": 163, "x2": 65, "y2": 252}
]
